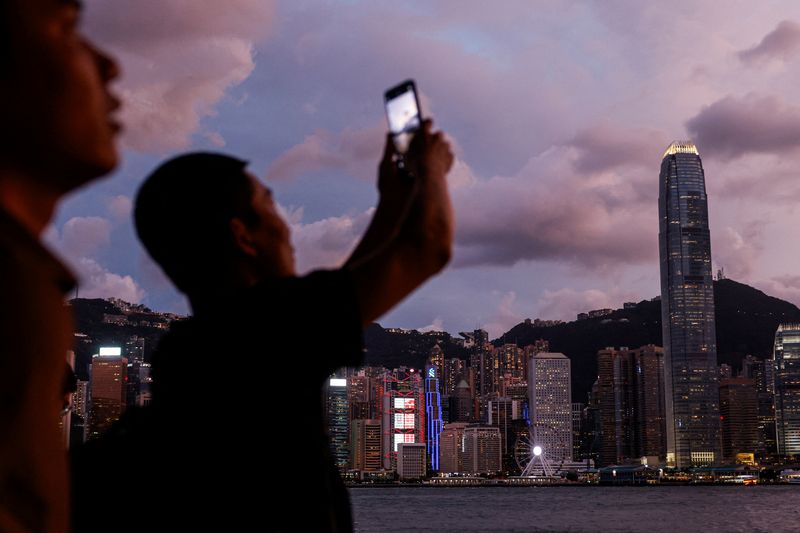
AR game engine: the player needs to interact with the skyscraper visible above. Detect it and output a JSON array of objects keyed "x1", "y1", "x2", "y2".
[
  {"x1": 326, "y1": 377, "x2": 350, "y2": 471},
  {"x1": 658, "y1": 141, "x2": 720, "y2": 467},
  {"x1": 351, "y1": 419, "x2": 382, "y2": 472},
  {"x1": 88, "y1": 348, "x2": 128, "y2": 439},
  {"x1": 528, "y1": 352, "x2": 573, "y2": 462},
  {"x1": 596, "y1": 345, "x2": 666, "y2": 466},
  {"x1": 462, "y1": 426, "x2": 502, "y2": 474},
  {"x1": 439, "y1": 422, "x2": 469, "y2": 473},
  {"x1": 425, "y1": 366, "x2": 443, "y2": 471},
  {"x1": 381, "y1": 368, "x2": 425, "y2": 470},
  {"x1": 719, "y1": 378, "x2": 759, "y2": 463},
  {"x1": 774, "y1": 323, "x2": 800, "y2": 456},
  {"x1": 741, "y1": 355, "x2": 777, "y2": 457}
]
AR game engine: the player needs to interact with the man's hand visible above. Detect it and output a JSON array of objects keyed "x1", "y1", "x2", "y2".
[
  {"x1": 405, "y1": 119, "x2": 455, "y2": 189},
  {"x1": 399, "y1": 119, "x2": 455, "y2": 272},
  {"x1": 348, "y1": 118, "x2": 455, "y2": 326}
]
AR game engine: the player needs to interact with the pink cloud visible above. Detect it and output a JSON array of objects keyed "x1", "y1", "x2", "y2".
[
  {"x1": 535, "y1": 286, "x2": 640, "y2": 322},
  {"x1": 266, "y1": 126, "x2": 384, "y2": 182},
  {"x1": 85, "y1": 0, "x2": 275, "y2": 152},
  {"x1": 712, "y1": 222, "x2": 767, "y2": 280},
  {"x1": 484, "y1": 292, "x2": 523, "y2": 338},
  {"x1": 288, "y1": 207, "x2": 374, "y2": 274}
]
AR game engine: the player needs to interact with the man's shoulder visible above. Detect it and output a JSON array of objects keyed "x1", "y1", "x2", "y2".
[{"x1": 248, "y1": 268, "x2": 354, "y2": 298}]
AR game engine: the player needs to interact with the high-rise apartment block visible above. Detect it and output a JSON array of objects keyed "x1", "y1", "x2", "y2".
[{"x1": 596, "y1": 345, "x2": 666, "y2": 465}]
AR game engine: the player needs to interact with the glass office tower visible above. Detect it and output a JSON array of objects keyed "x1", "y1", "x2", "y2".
[
  {"x1": 774, "y1": 324, "x2": 800, "y2": 456},
  {"x1": 658, "y1": 141, "x2": 720, "y2": 467}
]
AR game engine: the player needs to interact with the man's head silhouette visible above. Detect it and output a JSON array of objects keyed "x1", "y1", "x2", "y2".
[{"x1": 135, "y1": 152, "x2": 296, "y2": 305}]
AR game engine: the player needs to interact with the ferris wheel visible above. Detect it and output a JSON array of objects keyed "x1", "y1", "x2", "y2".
[{"x1": 514, "y1": 426, "x2": 554, "y2": 477}]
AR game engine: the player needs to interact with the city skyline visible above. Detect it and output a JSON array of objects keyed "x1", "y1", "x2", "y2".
[{"x1": 50, "y1": 1, "x2": 800, "y2": 337}]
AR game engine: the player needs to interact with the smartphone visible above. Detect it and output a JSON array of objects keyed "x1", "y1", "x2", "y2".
[{"x1": 384, "y1": 79, "x2": 422, "y2": 156}]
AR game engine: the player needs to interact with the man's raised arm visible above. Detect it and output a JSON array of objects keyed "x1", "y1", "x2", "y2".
[{"x1": 347, "y1": 119, "x2": 454, "y2": 326}]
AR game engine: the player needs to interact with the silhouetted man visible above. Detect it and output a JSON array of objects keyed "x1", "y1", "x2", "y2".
[
  {"x1": 0, "y1": 1, "x2": 120, "y2": 531},
  {"x1": 72, "y1": 120, "x2": 453, "y2": 531}
]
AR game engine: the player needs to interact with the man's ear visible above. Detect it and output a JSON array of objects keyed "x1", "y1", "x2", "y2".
[{"x1": 229, "y1": 217, "x2": 259, "y2": 257}]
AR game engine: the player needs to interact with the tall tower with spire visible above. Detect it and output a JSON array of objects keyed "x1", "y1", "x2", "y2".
[{"x1": 659, "y1": 141, "x2": 720, "y2": 467}]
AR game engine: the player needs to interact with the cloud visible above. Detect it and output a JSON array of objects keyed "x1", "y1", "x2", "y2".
[
  {"x1": 74, "y1": 258, "x2": 146, "y2": 303},
  {"x1": 85, "y1": 0, "x2": 275, "y2": 152},
  {"x1": 267, "y1": 124, "x2": 479, "y2": 190},
  {"x1": 271, "y1": 122, "x2": 661, "y2": 274},
  {"x1": 60, "y1": 217, "x2": 112, "y2": 257},
  {"x1": 106, "y1": 195, "x2": 133, "y2": 222},
  {"x1": 266, "y1": 125, "x2": 384, "y2": 182},
  {"x1": 535, "y1": 286, "x2": 639, "y2": 322},
  {"x1": 452, "y1": 141, "x2": 658, "y2": 270},
  {"x1": 48, "y1": 215, "x2": 146, "y2": 304},
  {"x1": 739, "y1": 20, "x2": 800, "y2": 66},
  {"x1": 568, "y1": 123, "x2": 669, "y2": 174},
  {"x1": 484, "y1": 291, "x2": 523, "y2": 338},
  {"x1": 419, "y1": 317, "x2": 446, "y2": 333},
  {"x1": 713, "y1": 222, "x2": 766, "y2": 280},
  {"x1": 289, "y1": 208, "x2": 374, "y2": 274},
  {"x1": 685, "y1": 93, "x2": 800, "y2": 158},
  {"x1": 756, "y1": 275, "x2": 800, "y2": 308}
]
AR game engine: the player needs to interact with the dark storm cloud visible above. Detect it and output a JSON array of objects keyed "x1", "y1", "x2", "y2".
[
  {"x1": 568, "y1": 124, "x2": 669, "y2": 175},
  {"x1": 686, "y1": 93, "x2": 800, "y2": 158},
  {"x1": 451, "y1": 146, "x2": 658, "y2": 270},
  {"x1": 739, "y1": 20, "x2": 800, "y2": 65}
]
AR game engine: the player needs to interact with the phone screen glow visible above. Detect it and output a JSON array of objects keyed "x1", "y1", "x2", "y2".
[{"x1": 386, "y1": 89, "x2": 420, "y2": 153}]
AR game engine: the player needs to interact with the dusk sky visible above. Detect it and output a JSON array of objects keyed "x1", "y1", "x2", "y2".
[{"x1": 51, "y1": 1, "x2": 800, "y2": 337}]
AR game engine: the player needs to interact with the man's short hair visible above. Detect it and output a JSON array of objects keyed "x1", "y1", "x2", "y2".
[{"x1": 134, "y1": 152, "x2": 257, "y2": 294}]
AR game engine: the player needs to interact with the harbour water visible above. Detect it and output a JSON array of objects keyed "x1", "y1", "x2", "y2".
[{"x1": 350, "y1": 486, "x2": 800, "y2": 532}]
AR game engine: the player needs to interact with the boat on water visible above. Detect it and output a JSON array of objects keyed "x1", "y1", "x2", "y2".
[{"x1": 780, "y1": 469, "x2": 800, "y2": 484}]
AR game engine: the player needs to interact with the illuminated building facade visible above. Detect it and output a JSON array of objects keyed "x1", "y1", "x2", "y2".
[
  {"x1": 351, "y1": 419, "x2": 382, "y2": 472},
  {"x1": 741, "y1": 355, "x2": 776, "y2": 457},
  {"x1": 462, "y1": 426, "x2": 502, "y2": 474},
  {"x1": 487, "y1": 397, "x2": 516, "y2": 470},
  {"x1": 88, "y1": 347, "x2": 128, "y2": 439},
  {"x1": 439, "y1": 422, "x2": 469, "y2": 473},
  {"x1": 381, "y1": 368, "x2": 425, "y2": 470},
  {"x1": 450, "y1": 379, "x2": 474, "y2": 423},
  {"x1": 396, "y1": 443, "x2": 427, "y2": 480},
  {"x1": 326, "y1": 377, "x2": 350, "y2": 470},
  {"x1": 719, "y1": 378, "x2": 759, "y2": 462},
  {"x1": 659, "y1": 141, "x2": 720, "y2": 467},
  {"x1": 349, "y1": 374, "x2": 373, "y2": 420},
  {"x1": 425, "y1": 366, "x2": 443, "y2": 471},
  {"x1": 597, "y1": 345, "x2": 666, "y2": 465},
  {"x1": 443, "y1": 357, "x2": 464, "y2": 395},
  {"x1": 528, "y1": 352, "x2": 573, "y2": 462},
  {"x1": 774, "y1": 324, "x2": 800, "y2": 456}
]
